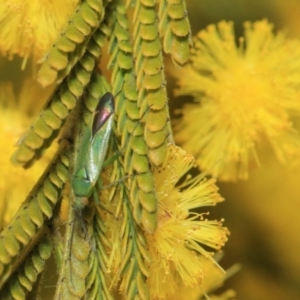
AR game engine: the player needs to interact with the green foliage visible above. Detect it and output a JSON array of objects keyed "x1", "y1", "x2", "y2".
[
  {"x1": 0, "y1": 150, "x2": 69, "y2": 289},
  {"x1": 1, "y1": 0, "x2": 191, "y2": 298}
]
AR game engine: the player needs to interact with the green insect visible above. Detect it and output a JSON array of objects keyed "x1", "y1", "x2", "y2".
[
  {"x1": 71, "y1": 91, "x2": 115, "y2": 210},
  {"x1": 65, "y1": 92, "x2": 116, "y2": 293}
]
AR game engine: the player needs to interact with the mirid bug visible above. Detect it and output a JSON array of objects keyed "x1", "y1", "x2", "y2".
[{"x1": 71, "y1": 92, "x2": 115, "y2": 210}]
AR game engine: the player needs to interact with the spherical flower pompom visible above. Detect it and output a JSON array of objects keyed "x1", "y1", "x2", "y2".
[
  {"x1": 145, "y1": 145, "x2": 229, "y2": 299},
  {"x1": 0, "y1": 0, "x2": 78, "y2": 63},
  {"x1": 174, "y1": 20, "x2": 300, "y2": 181}
]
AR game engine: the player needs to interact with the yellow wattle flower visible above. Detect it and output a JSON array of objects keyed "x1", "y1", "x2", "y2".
[
  {"x1": 174, "y1": 19, "x2": 300, "y2": 181},
  {"x1": 0, "y1": 0, "x2": 78, "y2": 62},
  {"x1": 146, "y1": 145, "x2": 229, "y2": 299}
]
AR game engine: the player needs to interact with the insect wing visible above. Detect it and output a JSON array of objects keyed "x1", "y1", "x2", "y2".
[
  {"x1": 87, "y1": 93, "x2": 115, "y2": 186},
  {"x1": 92, "y1": 92, "x2": 115, "y2": 136}
]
